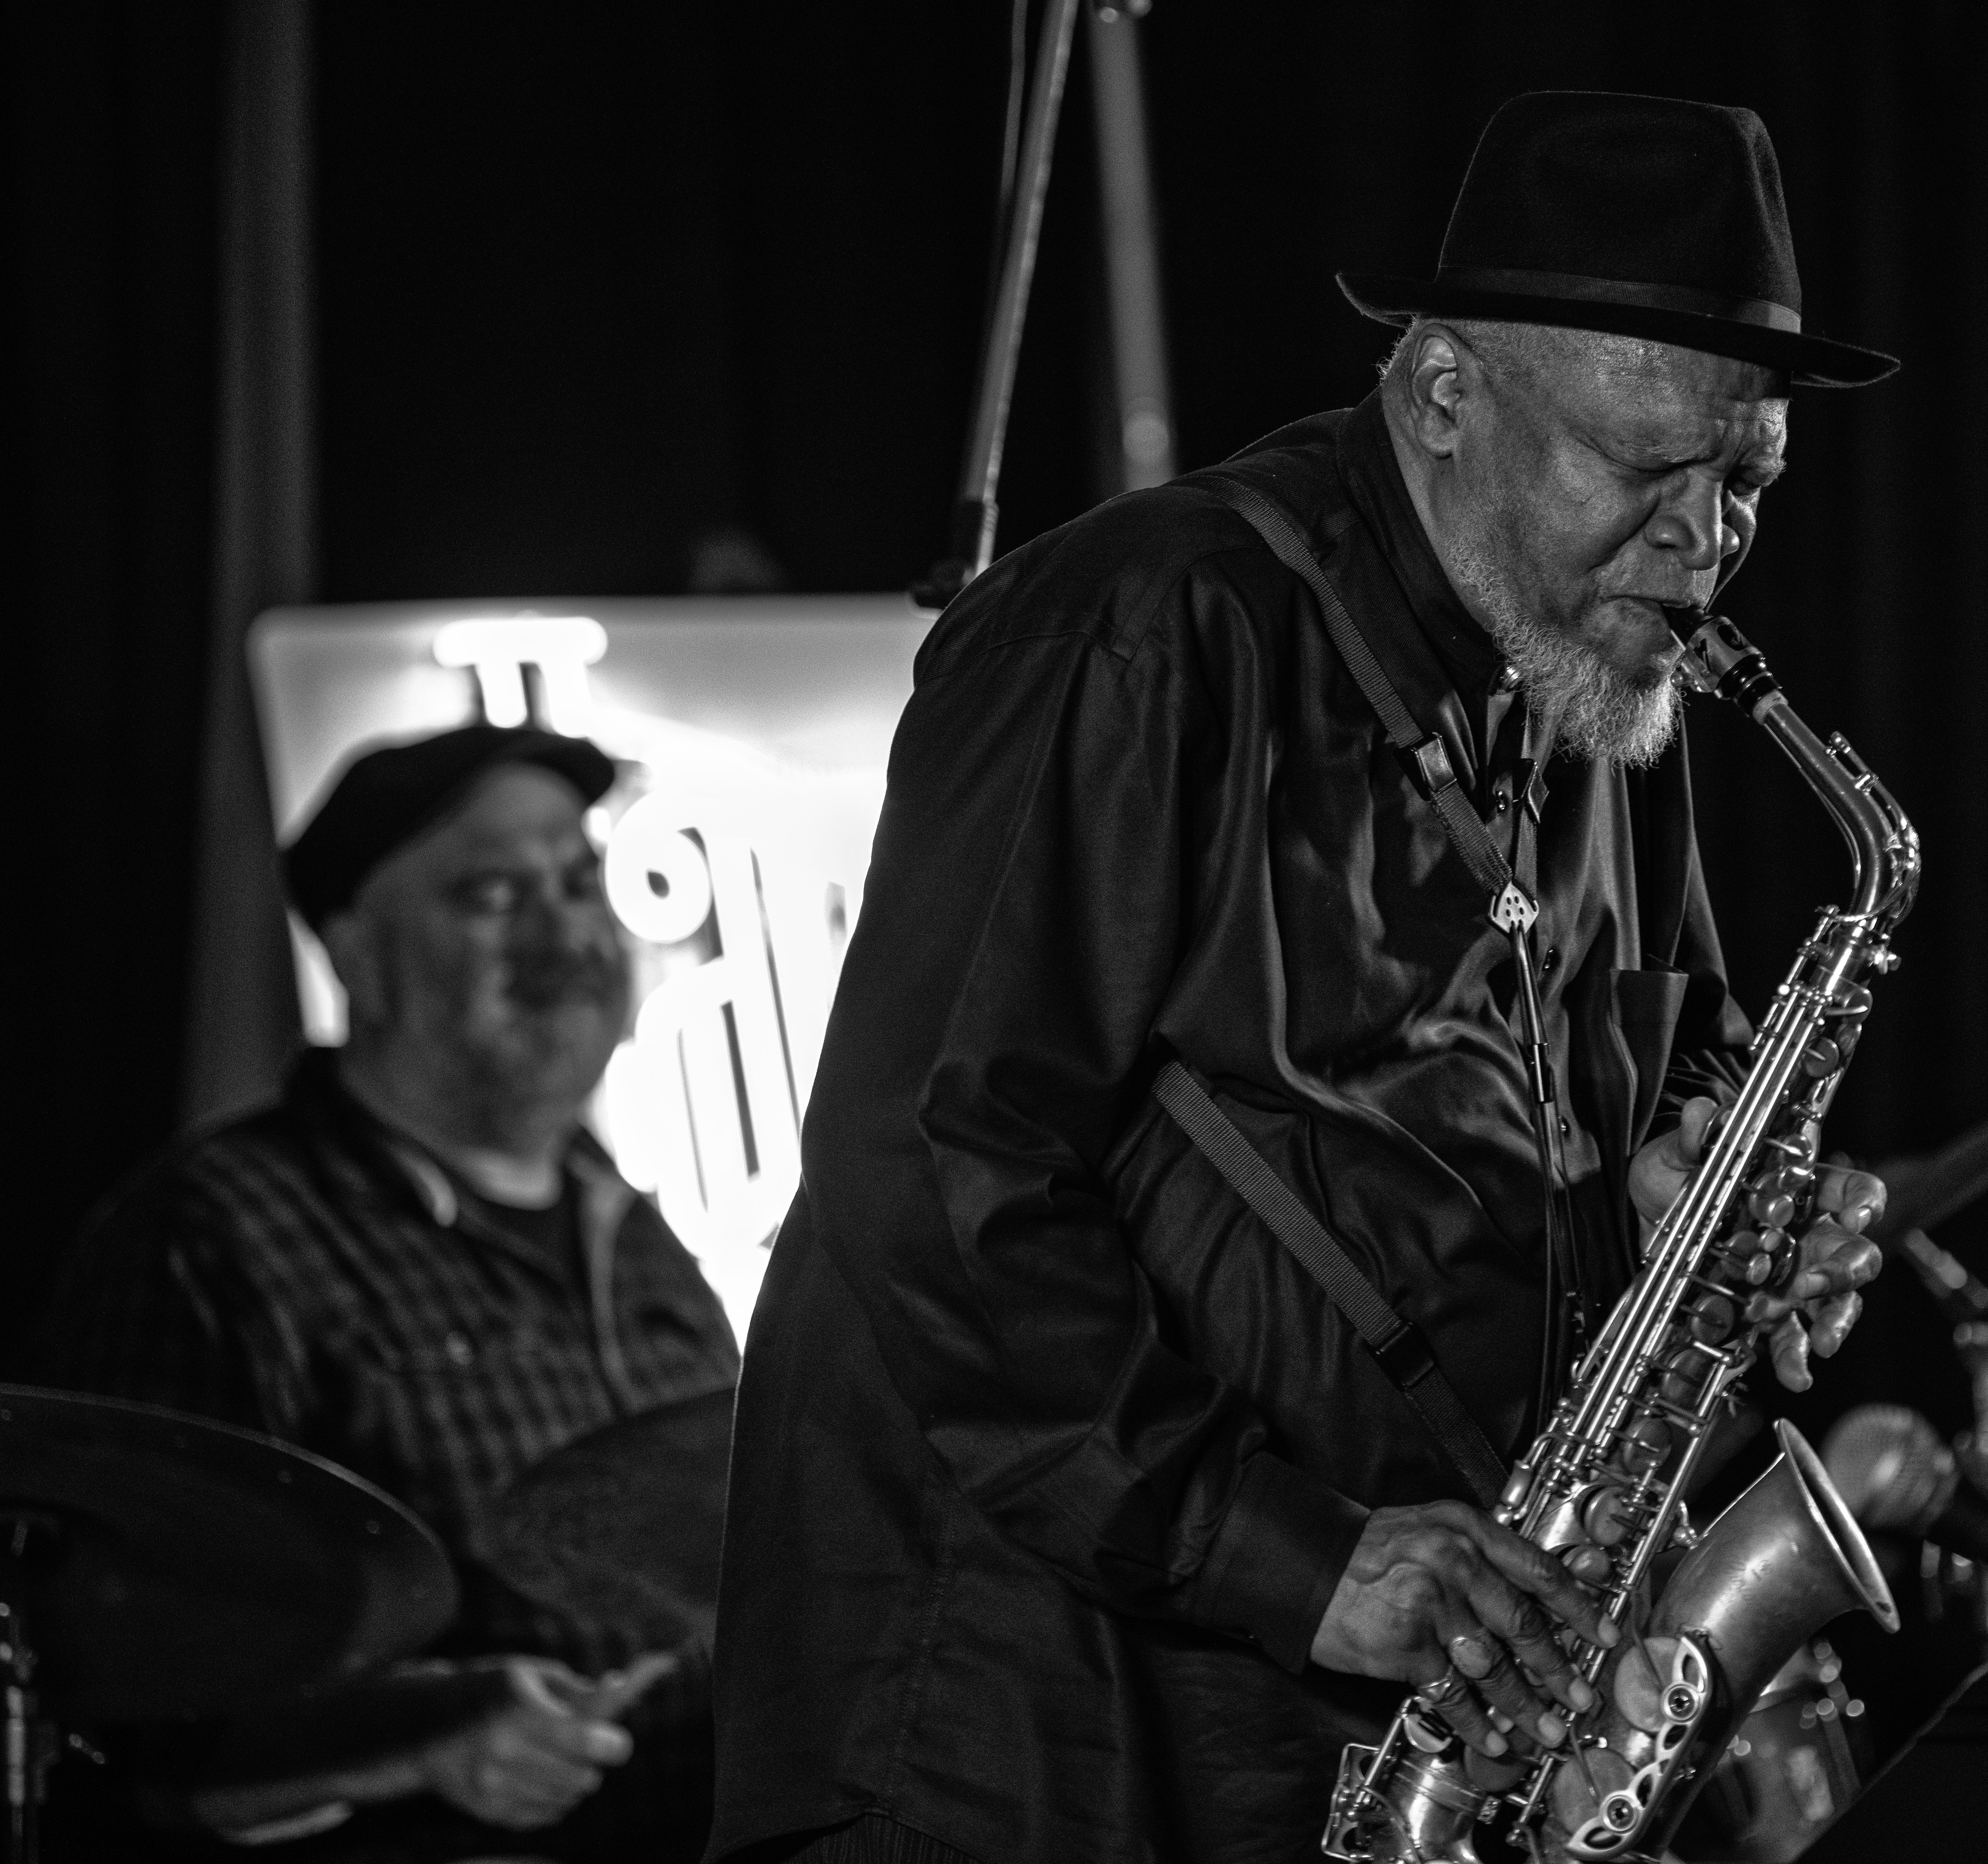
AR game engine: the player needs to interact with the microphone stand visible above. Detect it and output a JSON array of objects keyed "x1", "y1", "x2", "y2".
[{"x1": 911, "y1": 0, "x2": 1090, "y2": 609}]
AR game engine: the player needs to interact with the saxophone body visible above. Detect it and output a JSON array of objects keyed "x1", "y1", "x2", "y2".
[{"x1": 1323, "y1": 612, "x2": 1920, "y2": 1863}]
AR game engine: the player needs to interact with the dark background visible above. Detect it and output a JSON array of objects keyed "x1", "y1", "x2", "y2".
[{"x1": 7, "y1": 4, "x2": 1984, "y2": 1411}]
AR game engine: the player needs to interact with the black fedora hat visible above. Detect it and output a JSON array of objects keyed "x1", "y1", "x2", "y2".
[{"x1": 1339, "y1": 91, "x2": 1896, "y2": 388}]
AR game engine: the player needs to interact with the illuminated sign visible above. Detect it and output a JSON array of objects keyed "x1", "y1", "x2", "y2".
[{"x1": 250, "y1": 597, "x2": 927, "y2": 1339}]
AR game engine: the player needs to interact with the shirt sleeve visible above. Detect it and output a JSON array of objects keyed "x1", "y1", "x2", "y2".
[
  {"x1": 800, "y1": 560, "x2": 1364, "y2": 1671},
  {"x1": 30, "y1": 1167, "x2": 299, "y2": 1436}
]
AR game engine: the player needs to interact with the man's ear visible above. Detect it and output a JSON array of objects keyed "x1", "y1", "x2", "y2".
[{"x1": 1396, "y1": 322, "x2": 1475, "y2": 461}]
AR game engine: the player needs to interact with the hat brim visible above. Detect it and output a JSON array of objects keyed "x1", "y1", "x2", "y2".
[{"x1": 1337, "y1": 271, "x2": 1897, "y2": 388}]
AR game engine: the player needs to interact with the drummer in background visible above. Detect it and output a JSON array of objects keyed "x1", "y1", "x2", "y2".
[{"x1": 33, "y1": 725, "x2": 739, "y2": 1862}]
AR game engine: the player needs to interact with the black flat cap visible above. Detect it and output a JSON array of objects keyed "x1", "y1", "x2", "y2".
[
  {"x1": 283, "y1": 724, "x2": 617, "y2": 930},
  {"x1": 1339, "y1": 90, "x2": 1897, "y2": 388}
]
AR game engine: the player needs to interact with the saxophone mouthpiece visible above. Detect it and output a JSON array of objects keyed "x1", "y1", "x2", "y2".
[
  {"x1": 1665, "y1": 605, "x2": 1718, "y2": 696},
  {"x1": 1668, "y1": 610, "x2": 1783, "y2": 717}
]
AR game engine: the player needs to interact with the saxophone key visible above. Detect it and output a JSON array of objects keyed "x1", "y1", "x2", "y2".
[
  {"x1": 1683, "y1": 1269, "x2": 1745, "y2": 1299},
  {"x1": 1732, "y1": 1239, "x2": 1780, "y2": 1287},
  {"x1": 1636, "y1": 1394, "x2": 1706, "y2": 1432},
  {"x1": 1547, "y1": 1741, "x2": 1637, "y2": 1839},
  {"x1": 1747, "y1": 1185, "x2": 1799, "y2": 1228},
  {"x1": 1654, "y1": 1344, "x2": 1720, "y2": 1406},
  {"x1": 1763, "y1": 1227, "x2": 1801, "y2": 1288},
  {"x1": 1619, "y1": 1416, "x2": 1671, "y2": 1473},
  {"x1": 1830, "y1": 983, "x2": 1873, "y2": 1019},
  {"x1": 1580, "y1": 1486, "x2": 1631, "y2": 1547},
  {"x1": 1561, "y1": 1544, "x2": 1612, "y2": 1584},
  {"x1": 1610, "y1": 1631, "x2": 1679, "y2": 1732},
  {"x1": 1686, "y1": 1291, "x2": 1738, "y2": 1344}
]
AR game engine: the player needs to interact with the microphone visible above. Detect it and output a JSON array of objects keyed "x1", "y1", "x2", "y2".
[{"x1": 1822, "y1": 1404, "x2": 1988, "y2": 1562}]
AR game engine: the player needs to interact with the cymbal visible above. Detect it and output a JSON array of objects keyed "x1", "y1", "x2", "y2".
[
  {"x1": 0, "y1": 1384, "x2": 456, "y2": 1723},
  {"x1": 481, "y1": 1386, "x2": 733, "y2": 1650}
]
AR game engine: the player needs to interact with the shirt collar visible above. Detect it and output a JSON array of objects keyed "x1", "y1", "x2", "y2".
[{"x1": 284, "y1": 1045, "x2": 626, "y2": 1232}]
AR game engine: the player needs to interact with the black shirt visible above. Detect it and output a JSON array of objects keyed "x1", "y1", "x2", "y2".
[
  {"x1": 456, "y1": 1173, "x2": 581, "y2": 1285},
  {"x1": 710, "y1": 394, "x2": 1751, "y2": 1864}
]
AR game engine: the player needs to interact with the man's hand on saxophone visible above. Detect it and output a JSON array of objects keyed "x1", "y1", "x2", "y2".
[
  {"x1": 1308, "y1": 1504, "x2": 1622, "y2": 1760},
  {"x1": 1630, "y1": 1095, "x2": 1887, "y2": 1390},
  {"x1": 1305, "y1": 1091, "x2": 1889, "y2": 1772}
]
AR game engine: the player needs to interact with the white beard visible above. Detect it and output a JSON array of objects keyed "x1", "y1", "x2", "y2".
[
  {"x1": 1486, "y1": 600, "x2": 1684, "y2": 767},
  {"x1": 1445, "y1": 534, "x2": 1683, "y2": 767}
]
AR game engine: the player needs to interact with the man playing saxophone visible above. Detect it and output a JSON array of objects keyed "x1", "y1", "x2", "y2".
[{"x1": 708, "y1": 93, "x2": 1899, "y2": 1864}]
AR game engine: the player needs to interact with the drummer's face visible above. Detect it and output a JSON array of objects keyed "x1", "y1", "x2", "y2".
[{"x1": 341, "y1": 765, "x2": 630, "y2": 1123}]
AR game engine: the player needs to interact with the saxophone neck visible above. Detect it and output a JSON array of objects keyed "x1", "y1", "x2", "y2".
[{"x1": 1671, "y1": 609, "x2": 1918, "y2": 927}]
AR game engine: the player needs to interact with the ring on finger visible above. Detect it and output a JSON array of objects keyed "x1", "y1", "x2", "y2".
[{"x1": 1419, "y1": 1664, "x2": 1474, "y2": 1709}]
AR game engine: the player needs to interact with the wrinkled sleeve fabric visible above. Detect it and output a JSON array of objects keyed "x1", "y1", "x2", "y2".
[
  {"x1": 801, "y1": 548, "x2": 1367, "y2": 1673},
  {"x1": 31, "y1": 1168, "x2": 304, "y2": 1437}
]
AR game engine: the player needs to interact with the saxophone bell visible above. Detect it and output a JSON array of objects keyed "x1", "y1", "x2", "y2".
[{"x1": 1543, "y1": 1422, "x2": 1896, "y2": 1860}]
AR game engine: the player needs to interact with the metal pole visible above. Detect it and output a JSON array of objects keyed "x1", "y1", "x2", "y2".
[
  {"x1": 913, "y1": 0, "x2": 1085, "y2": 607},
  {"x1": 1087, "y1": 4, "x2": 1176, "y2": 492}
]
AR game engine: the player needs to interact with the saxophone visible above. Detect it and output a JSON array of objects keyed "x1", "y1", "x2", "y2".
[{"x1": 1323, "y1": 610, "x2": 1921, "y2": 1864}]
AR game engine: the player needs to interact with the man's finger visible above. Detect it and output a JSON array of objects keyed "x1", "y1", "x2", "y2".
[
  {"x1": 1446, "y1": 1629, "x2": 1500, "y2": 1682},
  {"x1": 455, "y1": 1748, "x2": 601, "y2": 1827},
  {"x1": 479, "y1": 1703, "x2": 632, "y2": 1779},
  {"x1": 1434, "y1": 1609, "x2": 1561, "y2": 1747},
  {"x1": 1415, "y1": 1643, "x2": 1510, "y2": 1759},
  {"x1": 1811, "y1": 1165, "x2": 1886, "y2": 1229},
  {"x1": 518, "y1": 1713, "x2": 633, "y2": 1767},
  {"x1": 481, "y1": 1719, "x2": 615, "y2": 1785},
  {"x1": 569, "y1": 1650, "x2": 679, "y2": 1722},
  {"x1": 1450, "y1": 1614, "x2": 1568, "y2": 1746},
  {"x1": 1675, "y1": 1097, "x2": 1720, "y2": 1165},
  {"x1": 1810, "y1": 1290, "x2": 1862, "y2": 1359},
  {"x1": 505, "y1": 1657, "x2": 590, "y2": 1706},
  {"x1": 1629, "y1": 1098, "x2": 1722, "y2": 1229},
  {"x1": 1797, "y1": 1231, "x2": 1883, "y2": 1295},
  {"x1": 1467, "y1": 1581, "x2": 1595, "y2": 1721},
  {"x1": 1746, "y1": 1232, "x2": 1882, "y2": 1323},
  {"x1": 1466, "y1": 1519, "x2": 1618, "y2": 1651},
  {"x1": 1769, "y1": 1313, "x2": 1813, "y2": 1391},
  {"x1": 1435, "y1": 1689, "x2": 1510, "y2": 1760}
]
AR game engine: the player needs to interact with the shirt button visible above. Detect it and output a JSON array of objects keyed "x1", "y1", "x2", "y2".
[
  {"x1": 445, "y1": 1332, "x2": 474, "y2": 1367},
  {"x1": 1493, "y1": 663, "x2": 1521, "y2": 693},
  {"x1": 1559, "y1": 1117, "x2": 1572, "y2": 1138},
  {"x1": 1540, "y1": 945, "x2": 1560, "y2": 978}
]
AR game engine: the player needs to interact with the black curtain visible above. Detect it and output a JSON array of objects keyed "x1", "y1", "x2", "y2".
[
  {"x1": 8, "y1": 2, "x2": 1984, "y2": 1381},
  {"x1": 5, "y1": 2, "x2": 226, "y2": 1356}
]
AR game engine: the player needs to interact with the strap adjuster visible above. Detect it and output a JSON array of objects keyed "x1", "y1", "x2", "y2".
[
  {"x1": 1371, "y1": 1318, "x2": 1437, "y2": 1388},
  {"x1": 1400, "y1": 734, "x2": 1458, "y2": 800}
]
